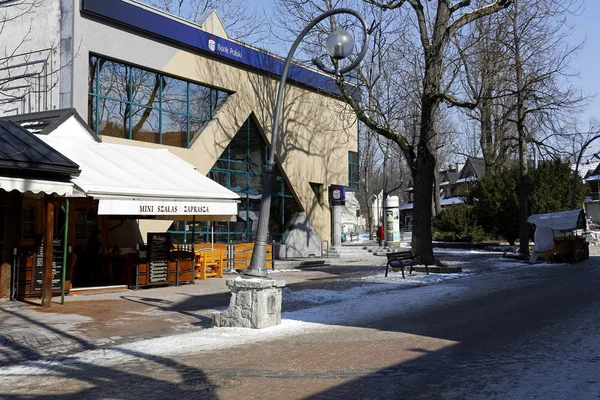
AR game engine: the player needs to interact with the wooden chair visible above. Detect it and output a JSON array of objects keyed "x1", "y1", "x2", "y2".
[{"x1": 194, "y1": 250, "x2": 224, "y2": 280}]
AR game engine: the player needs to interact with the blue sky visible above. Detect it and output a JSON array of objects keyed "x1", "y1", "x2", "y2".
[{"x1": 566, "y1": 0, "x2": 600, "y2": 124}]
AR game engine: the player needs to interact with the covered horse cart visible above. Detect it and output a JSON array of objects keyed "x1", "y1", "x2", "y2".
[{"x1": 528, "y1": 209, "x2": 589, "y2": 263}]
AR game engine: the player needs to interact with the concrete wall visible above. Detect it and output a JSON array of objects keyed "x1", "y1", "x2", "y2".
[
  {"x1": 70, "y1": 5, "x2": 357, "y2": 245},
  {"x1": 0, "y1": 0, "x2": 62, "y2": 115}
]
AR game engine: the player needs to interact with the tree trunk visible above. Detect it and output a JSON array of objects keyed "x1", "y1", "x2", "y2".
[
  {"x1": 411, "y1": 5, "x2": 448, "y2": 265},
  {"x1": 433, "y1": 156, "x2": 442, "y2": 216},
  {"x1": 411, "y1": 148, "x2": 436, "y2": 264},
  {"x1": 513, "y1": 0, "x2": 529, "y2": 257},
  {"x1": 480, "y1": 81, "x2": 496, "y2": 171},
  {"x1": 518, "y1": 140, "x2": 529, "y2": 256}
]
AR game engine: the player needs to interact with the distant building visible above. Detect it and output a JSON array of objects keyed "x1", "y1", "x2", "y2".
[
  {"x1": 400, "y1": 157, "x2": 485, "y2": 226},
  {"x1": 340, "y1": 192, "x2": 365, "y2": 238},
  {"x1": 581, "y1": 161, "x2": 600, "y2": 222}
]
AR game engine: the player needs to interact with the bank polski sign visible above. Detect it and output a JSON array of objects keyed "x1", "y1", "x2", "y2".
[
  {"x1": 329, "y1": 185, "x2": 346, "y2": 206},
  {"x1": 208, "y1": 36, "x2": 243, "y2": 59}
]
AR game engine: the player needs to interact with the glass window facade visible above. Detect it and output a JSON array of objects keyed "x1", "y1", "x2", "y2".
[
  {"x1": 348, "y1": 151, "x2": 360, "y2": 191},
  {"x1": 88, "y1": 55, "x2": 230, "y2": 148},
  {"x1": 168, "y1": 117, "x2": 301, "y2": 245}
]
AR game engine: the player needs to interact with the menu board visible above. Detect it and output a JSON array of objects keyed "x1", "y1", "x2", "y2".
[
  {"x1": 147, "y1": 232, "x2": 170, "y2": 284},
  {"x1": 34, "y1": 238, "x2": 63, "y2": 291}
]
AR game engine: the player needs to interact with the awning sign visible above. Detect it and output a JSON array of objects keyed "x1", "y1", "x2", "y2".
[{"x1": 97, "y1": 198, "x2": 238, "y2": 216}]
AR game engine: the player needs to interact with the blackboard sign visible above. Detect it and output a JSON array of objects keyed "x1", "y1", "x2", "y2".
[
  {"x1": 147, "y1": 232, "x2": 170, "y2": 284},
  {"x1": 34, "y1": 238, "x2": 63, "y2": 291}
]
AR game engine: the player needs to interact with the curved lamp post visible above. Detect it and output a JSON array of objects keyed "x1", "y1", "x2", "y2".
[{"x1": 245, "y1": 9, "x2": 370, "y2": 277}]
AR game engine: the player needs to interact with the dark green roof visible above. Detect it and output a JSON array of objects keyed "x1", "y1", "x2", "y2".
[{"x1": 0, "y1": 120, "x2": 80, "y2": 177}]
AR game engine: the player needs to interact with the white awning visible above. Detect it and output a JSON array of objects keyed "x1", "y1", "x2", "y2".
[
  {"x1": 0, "y1": 176, "x2": 74, "y2": 196},
  {"x1": 37, "y1": 136, "x2": 239, "y2": 220}
]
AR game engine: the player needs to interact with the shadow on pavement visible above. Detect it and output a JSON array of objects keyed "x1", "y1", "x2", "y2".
[
  {"x1": 0, "y1": 306, "x2": 220, "y2": 399},
  {"x1": 302, "y1": 259, "x2": 600, "y2": 399}
]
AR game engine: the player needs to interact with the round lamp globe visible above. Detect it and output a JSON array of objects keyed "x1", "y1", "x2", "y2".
[{"x1": 326, "y1": 30, "x2": 355, "y2": 60}]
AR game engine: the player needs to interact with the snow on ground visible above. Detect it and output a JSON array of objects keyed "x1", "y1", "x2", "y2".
[
  {"x1": 282, "y1": 254, "x2": 542, "y2": 307},
  {"x1": 433, "y1": 247, "x2": 505, "y2": 255},
  {"x1": 282, "y1": 284, "x2": 402, "y2": 304},
  {"x1": 268, "y1": 269, "x2": 303, "y2": 274}
]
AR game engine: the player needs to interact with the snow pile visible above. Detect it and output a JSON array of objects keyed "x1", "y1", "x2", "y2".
[
  {"x1": 433, "y1": 247, "x2": 504, "y2": 255},
  {"x1": 282, "y1": 284, "x2": 400, "y2": 304}
]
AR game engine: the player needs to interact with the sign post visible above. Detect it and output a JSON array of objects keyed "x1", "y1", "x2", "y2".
[{"x1": 329, "y1": 185, "x2": 346, "y2": 249}]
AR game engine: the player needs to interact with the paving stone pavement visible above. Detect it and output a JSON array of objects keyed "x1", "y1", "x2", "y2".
[
  {"x1": 0, "y1": 323, "x2": 448, "y2": 399},
  {"x1": 0, "y1": 249, "x2": 564, "y2": 367},
  {"x1": 0, "y1": 262, "x2": 389, "y2": 368},
  {"x1": 2, "y1": 248, "x2": 597, "y2": 399}
]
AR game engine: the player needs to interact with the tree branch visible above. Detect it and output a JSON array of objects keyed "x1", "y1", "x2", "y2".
[
  {"x1": 448, "y1": 0, "x2": 512, "y2": 37},
  {"x1": 434, "y1": 92, "x2": 478, "y2": 109},
  {"x1": 449, "y1": 0, "x2": 472, "y2": 14},
  {"x1": 407, "y1": 0, "x2": 431, "y2": 50},
  {"x1": 364, "y1": 0, "x2": 408, "y2": 11},
  {"x1": 336, "y1": 76, "x2": 416, "y2": 169}
]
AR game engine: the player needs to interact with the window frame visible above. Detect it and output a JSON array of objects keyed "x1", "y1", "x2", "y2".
[{"x1": 88, "y1": 54, "x2": 230, "y2": 148}]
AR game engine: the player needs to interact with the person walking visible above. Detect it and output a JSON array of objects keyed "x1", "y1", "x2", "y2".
[{"x1": 376, "y1": 224, "x2": 385, "y2": 249}]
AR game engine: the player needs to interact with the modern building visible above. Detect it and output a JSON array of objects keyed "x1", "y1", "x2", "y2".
[{"x1": 0, "y1": 0, "x2": 358, "y2": 260}]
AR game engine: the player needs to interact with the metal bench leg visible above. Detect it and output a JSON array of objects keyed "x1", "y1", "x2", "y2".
[
  {"x1": 385, "y1": 263, "x2": 389, "y2": 277},
  {"x1": 401, "y1": 265, "x2": 405, "y2": 279}
]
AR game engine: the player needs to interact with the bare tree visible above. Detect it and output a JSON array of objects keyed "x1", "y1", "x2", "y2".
[
  {"x1": 336, "y1": 0, "x2": 513, "y2": 263},
  {"x1": 139, "y1": 0, "x2": 265, "y2": 43},
  {"x1": 269, "y1": 0, "x2": 512, "y2": 263},
  {"x1": 357, "y1": 123, "x2": 381, "y2": 238},
  {"x1": 566, "y1": 120, "x2": 600, "y2": 209},
  {"x1": 456, "y1": 0, "x2": 585, "y2": 255},
  {"x1": 271, "y1": 0, "x2": 416, "y2": 242},
  {"x1": 454, "y1": 8, "x2": 512, "y2": 171}
]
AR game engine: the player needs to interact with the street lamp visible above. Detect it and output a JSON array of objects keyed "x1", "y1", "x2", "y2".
[{"x1": 245, "y1": 9, "x2": 370, "y2": 277}]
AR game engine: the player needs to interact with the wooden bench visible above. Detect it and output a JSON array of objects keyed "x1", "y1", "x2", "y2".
[
  {"x1": 385, "y1": 250, "x2": 428, "y2": 279},
  {"x1": 233, "y1": 243, "x2": 273, "y2": 270}
]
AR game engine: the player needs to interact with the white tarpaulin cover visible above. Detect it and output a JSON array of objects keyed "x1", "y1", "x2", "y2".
[
  {"x1": 527, "y1": 209, "x2": 586, "y2": 231},
  {"x1": 533, "y1": 226, "x2": 555, "y2": 253},
  {"x1": 37, "y1": 135, "x2": 239, "y2": 219}
]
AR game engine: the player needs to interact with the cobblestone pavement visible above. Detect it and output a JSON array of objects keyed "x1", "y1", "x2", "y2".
[
  {"x1": 1, "y1": 249, "x2": 599, "y2": 399},
  {"x1": 0, "y1": 258, "x2": 388, "y2": 369}
]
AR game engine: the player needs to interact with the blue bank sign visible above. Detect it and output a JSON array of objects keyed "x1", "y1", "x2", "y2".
[
  {"x1": 81, "y1": 0, "x2": 351, "y2": 97},
  {"x1": 210, "y1": 37, "x2": 243, "y2": 59}
]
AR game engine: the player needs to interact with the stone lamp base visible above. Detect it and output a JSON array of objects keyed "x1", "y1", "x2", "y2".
[{"x1": 213, "y1": 276, "x2": 286, "y2": 329}]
